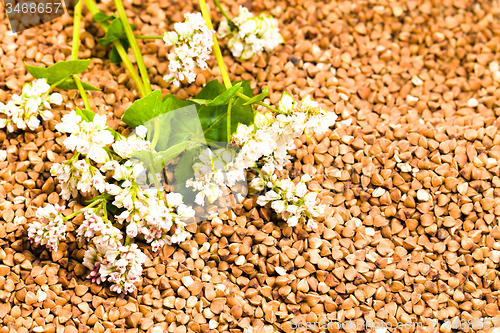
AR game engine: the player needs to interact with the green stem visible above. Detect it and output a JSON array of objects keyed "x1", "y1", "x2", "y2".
[
  {"x1": 83, "y1": 0, "x2": 147, "y2": 97},
  {"x1": 125, "y1": 236, "x2": 131, "y2": 246},
  {"x1": 73, "y1": 75, "x2": 92, "y2": 110},
  {"x1": 198, "y1": 0, "x2": 232, "y2": 90},
  {"x1": 71, "y1": 0, "x2": 92, "y2": 111},
  {"x1": 135, "y1": 35, "x2": 163, "y2": 39},
  {"x1": 64, "y1": 198, "x2": 103, "y2": 221},
  {"x1": 212, "y1": 0, "x2": 237, "y2": 30},
  {"x1": 114, "y1": 0, "x2": 152, "y2": 94},
  {"x1": 227, "y1": 98, "x2": 233, "y2": 140},
  {"x1": 71, "y1": 0, "x2": 83, "y2": 60},
  {"x1": 235, "y1": 92, "x2": 280, "y2": 113}
]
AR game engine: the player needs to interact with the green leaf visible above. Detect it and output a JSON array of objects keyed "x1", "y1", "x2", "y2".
[
  {"x1": 167, "y1": 105, "x2": 206, "y2": 147},
  {"x1": 195, "y1": 80, "x2": 254, "y2": 143},
  {"x1": 190, "y1": 82, "x2": 242, "y2": 106},
  {"x1": 243, "y1": 86, "x2": 268, "y2": 105},
  {"x1": 173, "y1": 147, "x2": 199, "y2": 202},
  {"x1": 25, "y1": 60, "x2": 91, "y2": 85},
  {"x1": 98, "y1": 18, "x2": 125, "y2": 46},
  {"x1": 143, "y1": 111, "x2": 174, "y2": 152},
  {"x1": 93, "y1": 12, "x2": 116, "y2": 22},
  {"x1": 75, "y1": 107, "x2": 95, "y2": 122},
  {"x1": 110, "y1": 38, "x2": 130, "y2": 64},
  {"x1": 121, "y1": 90, "x2": 163, "y2": 128},
  {"x1": 55, "y1": 78, "x2": 100, "y2": 91}
]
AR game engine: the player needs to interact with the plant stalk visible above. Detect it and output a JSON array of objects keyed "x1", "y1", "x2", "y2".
[
  {"x1": 64, "y1": 198, "x2": 103, "y2": 221},
  {"x1": 227, "y1": 98, "x2": 233, "y2": 141},
  {"x1": 83, "y1": 0, "x2": 147, "y2": 97},
  {"x1": 198, "y1": 0, "x2": 232, "y2": 90},
  {"x1": 71, "y1": 0, "x2": 92, "y2": 111},
  {"x1": 212, "y1": 0, "x2": 236, "y2": 30},
  {"x1": 71, "y1": 0, "x2": 83, "y2": 60},
  {"x1": 74, "y1": 75, "x2": 92, "y2": 110},
  {"x1": 114, "y1": 0, "x2": 152, "y2": 94},
  {"x1": 135, "y1": 35, "x2": 163, "y2": 39}
]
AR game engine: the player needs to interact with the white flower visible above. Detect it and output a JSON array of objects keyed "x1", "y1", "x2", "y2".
[
  {"x1": 279, "y1": 92, "x2": 296, "y2": 113},
  {"x1": 166, "y1": 192, "x2": 183, "y2": 207},
  {"x1": 56, "y1": 111, "x2": 114, "y2": 163},
  {"x1": 135, "y1": 125, "x2": 147, "y2": 138},
  {"x1": 287, "y1": 216, "x2": 299, "y2": 227},
  {"x1": 163, "y1": 12, "x2": 215, "y2": 86},
  {"x1": 27, "y1": 204, "x2": 67, "y2": 251},
  {"x1": 0, "y1": 79, "x2": 63, "y2": 132},
  {"x1": 219, "y1": 6, "x2": 284, "y2": 60}
]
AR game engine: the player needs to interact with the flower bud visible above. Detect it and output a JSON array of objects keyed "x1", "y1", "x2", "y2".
[{"x1": 279, "y1": 92, "x2": 295, "y2": 113}]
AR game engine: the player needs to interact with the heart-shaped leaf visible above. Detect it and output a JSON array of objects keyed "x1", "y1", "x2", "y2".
[
  {"x1": 25, "y1": 60, "x2": 91, "y2": 85},
  {"x1": 195, "y1": 80, "x2": 254, "y2": 143},
  {"x1": 243, "y1": 86, "x2": 268, "y2": 105},
  {"x1": 121, "y1": 90, "x2": 163, "y2": 128},
  {"x1": 99, "y1": 18, "x2": 125, "y2": 46},
  {"x1": 167, "y1": 104, "x2": 206, "y2": 147}
]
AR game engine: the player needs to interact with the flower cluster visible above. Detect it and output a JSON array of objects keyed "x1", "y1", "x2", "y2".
[
  {"x1": 83, "y1": 243, "x2": 147, "y2": 294},
  {"x1": 186, "y1": 147, "x2": 237, "y2": 206},
  {"x1": 27, "y1": 204, "x2": 67, "y2": 251},
  {"x1": 77, "y1": 208, "x2": 123, "y2": 249},
  {"x1": 163, "y1": 12, "x2": 215, "y2": 87},
  {"x1": 218, "y1": 6, "x2": 284, "y2": 60},
  {"x1": 55, "y1": 111, "x2": 114, "y2": 163},
  {"x1": 254, "y1": 173, "x2": 323, "y2": 228},
  {"x1": 183, "y1": 94, "x2": 336, "y2": 228},
  {"x1": 30, "y1": 112, "x2": 197, "y2": 293},
  {"x1": 0, "y1": 78, "x2": 62, "y2": 132},
  {"x1": 79, "y1": 206, "x2": 146, "y2": 294},
  {"x1": 51, "y1": 158, "x2": 107, "y2": 200},
  {"x1": 232, "y1": 93, "x2": 337, "y2": 178}
]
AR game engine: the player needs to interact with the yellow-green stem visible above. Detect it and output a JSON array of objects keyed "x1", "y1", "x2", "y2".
[
  {"x1": 136, "y1": 35, "x2": 163, "y2": 39},
  {"x1": 71, "y1": 0, "x2": 83, "y2": 60},
  {"x1": 114, "y1": 0, "x2": 152, "y2": 94},
  {"x1": 198, "y1": 0, "x2": 232, "y2": 89},
  {"x1": 213, "y1": 0, "x2": 236, "y2": 30},
  {"x1": 74, "y1": 75, "x2": 92, "y2": 110},
  {"x1": 227, "y1": 98, "x2": 233, "y2": 141},
  {"x1": 83, "y1": 0, "x2": 147, "y2": 97},
  {"x1": 71, "y1": 0, "x2": 92, "y2": 111},
  {"x1": 64, "y1": 198, "x2": 103, "y2": 221}
]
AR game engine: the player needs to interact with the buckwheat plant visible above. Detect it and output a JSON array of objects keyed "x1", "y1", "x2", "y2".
[{"x1": 16, "y1": 0, "x2": 338, "y2": 294}]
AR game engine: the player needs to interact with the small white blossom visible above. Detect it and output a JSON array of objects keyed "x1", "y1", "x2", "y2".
[
  {"x1": 163, "y1": 12, "x2": 215, "y2": 86},
  {"x1": 219, "y1": 6, "x2": 284, "y2": 60},
  {"x1": 27, "y1": 204, "x2": 67, "y2": 251},
  {"x1": 0, "y1": 79, "x2": 62, "y2": 132},
  {"x1": 56, "y1": 111, "x2": 114, "y2": 163}
]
